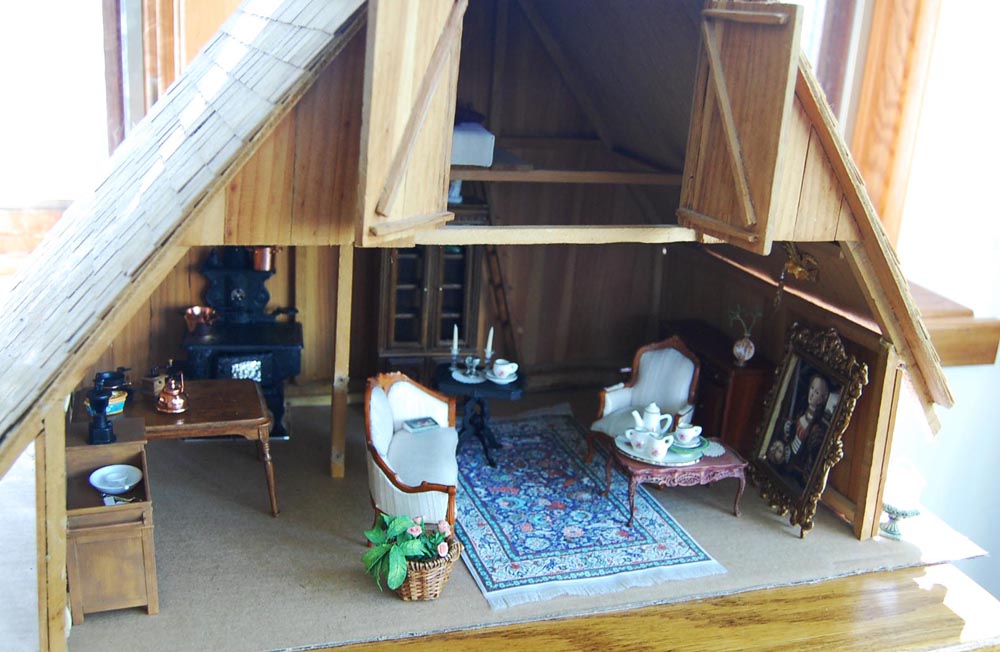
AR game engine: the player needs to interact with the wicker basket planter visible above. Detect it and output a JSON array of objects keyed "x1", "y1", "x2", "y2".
[{"x1": 394, "y1": 540, "x2": 463, "y2": 601}]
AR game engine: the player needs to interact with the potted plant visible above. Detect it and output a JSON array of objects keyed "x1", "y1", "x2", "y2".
[{"x1": 362, "y1": 514, "x2": 463, "y2": 601}]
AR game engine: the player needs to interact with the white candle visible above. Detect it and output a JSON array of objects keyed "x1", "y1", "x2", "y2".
[
  {"x1": 452, "y1": 324, "x2": 459, "y2": 353},
  {"x1": 485, "y1": 326, "x2": 494, "y2": 355}
]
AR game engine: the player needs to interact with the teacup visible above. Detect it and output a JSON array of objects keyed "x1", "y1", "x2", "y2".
[
  {"x1": 674, "y1": 424, "x2": 703, "y2": 444},
  {"x1": 492, "y1": 359, "x2": 518, "y2": 378}
]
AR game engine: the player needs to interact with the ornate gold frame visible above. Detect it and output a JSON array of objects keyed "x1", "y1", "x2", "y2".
[{"x1": 749, "y1": 323, "x2": 869, "y2": 538}]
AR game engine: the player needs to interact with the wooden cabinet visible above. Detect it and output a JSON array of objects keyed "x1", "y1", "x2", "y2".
[
  {"x1": 65, "y1": 417, "x2": 158, "y2": 624},
  {"x1": 379, "y1": 245, "x2": 482, "y2": 382},
  {"x1": 669, "y1": 321, "x2": 774, "y2": 457}
]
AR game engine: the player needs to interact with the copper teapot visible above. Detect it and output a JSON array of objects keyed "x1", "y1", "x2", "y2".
[{"x1": 156, "y1": 373, "x2": 189, "y2": 414}]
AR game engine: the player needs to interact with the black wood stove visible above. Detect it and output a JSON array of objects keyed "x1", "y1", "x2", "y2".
[{"x1": 183, "y1": 247, "x2": 302, "y2": 438}]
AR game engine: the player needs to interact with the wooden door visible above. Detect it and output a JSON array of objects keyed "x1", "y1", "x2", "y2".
[
  {"x1": 356, "y1": 0, "x2": 468, "y2": 247},
  {"x1": 678, "y1": 1, "x2": 802, "y2": 255}
]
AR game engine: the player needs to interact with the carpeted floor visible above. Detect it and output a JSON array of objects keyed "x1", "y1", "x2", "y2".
[{"x1": 29, "y1": 402, "x2": 983, "y2": 652}]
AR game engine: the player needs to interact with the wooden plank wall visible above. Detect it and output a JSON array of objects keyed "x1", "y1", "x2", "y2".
[{"x1": 666, "y1": 244, "x2": 891, "y2": 537}]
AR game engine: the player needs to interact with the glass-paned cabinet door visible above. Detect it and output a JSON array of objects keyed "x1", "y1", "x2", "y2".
[
  {"x1": 433, "y1": 245, "x2": 470, "y2": 348},
  {"x1": 387, "y1": 246, "x2": 427, "y2": 349}
]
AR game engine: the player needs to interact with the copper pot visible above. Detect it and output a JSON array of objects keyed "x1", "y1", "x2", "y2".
[
  {"x1": 252, "y1": 246, "x2": 280, "y2": 272},
  {"x1": 156, "y1": 373, "x2": 189, "y2": 414}
]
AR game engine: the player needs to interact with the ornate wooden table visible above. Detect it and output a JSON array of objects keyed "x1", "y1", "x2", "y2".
[
  {"x1": 603, "y1": 438, "x2": 747, "y2": 527},
  {"x1": 74, "y1": 379, "x2": 278, "y2": 516}
]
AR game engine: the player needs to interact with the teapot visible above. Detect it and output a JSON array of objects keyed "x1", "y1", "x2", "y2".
[
  {"x1": 156, "y1": 373, "x2": 189, "y2": 414},
  {"x1": 631, "y1": 402, "x2": 673, "y2": 435}
]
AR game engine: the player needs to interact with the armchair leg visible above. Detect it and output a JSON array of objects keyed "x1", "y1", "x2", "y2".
[{"x1": 585, "y1": 433, "x2": 596, "y2": 464}]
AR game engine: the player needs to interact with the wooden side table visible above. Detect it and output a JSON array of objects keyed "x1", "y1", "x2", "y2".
[
  {"x1": 66, "y1": 417, "x2": 158, "y2": 624},
  {"x1": 603, "y1": 438, "x2": 748, "y2": 527}
]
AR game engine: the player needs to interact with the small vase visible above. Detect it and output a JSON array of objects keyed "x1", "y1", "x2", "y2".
[{"x1": 732, "y1": 336, "x2": 755, "y2": 367}]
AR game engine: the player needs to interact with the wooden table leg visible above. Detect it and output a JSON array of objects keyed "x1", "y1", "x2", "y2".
[
  {"x1": 258, "y1": 427, "x2": 279, "y2": 517},
  {"x1": 602, "y1": 452, "x2": 613, "y2": 497},
  {"x1": 733, "y1": 472, "x2": 746, "y2": 517},
  {"x1": 627, "y1": 477, "x2": 638, "y2": 527}
]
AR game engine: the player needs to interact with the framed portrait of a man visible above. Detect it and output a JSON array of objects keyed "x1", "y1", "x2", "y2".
[{"x1": 750, "y1": 323, "x2": 869, "y2": 538}]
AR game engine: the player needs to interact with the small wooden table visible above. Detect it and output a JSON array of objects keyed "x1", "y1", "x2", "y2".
[
  {"x1": 604, "y1": 438, "x2": 747, "y2": 527},
  {"x1": 74, "y1": 379, "x2": 278, "y2": 516}
]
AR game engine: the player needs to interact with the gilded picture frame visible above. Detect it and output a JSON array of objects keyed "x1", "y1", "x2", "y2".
[{"x1": 749, "y1": 323, "x2": 869, "y2": 538}]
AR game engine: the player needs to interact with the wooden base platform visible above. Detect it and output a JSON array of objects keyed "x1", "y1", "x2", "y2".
[{"x1": 333, "y1": 564, "x2": 1000, "y2": 652}]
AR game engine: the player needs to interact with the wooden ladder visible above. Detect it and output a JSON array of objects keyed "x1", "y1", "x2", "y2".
[{"x1": 483, "y1": 243, "x2": 517, "y2": 362}]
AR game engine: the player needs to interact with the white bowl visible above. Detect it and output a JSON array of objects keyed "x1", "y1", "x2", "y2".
[{"x1": 89, "y1": 464, "x2": 142, "y2": 495}]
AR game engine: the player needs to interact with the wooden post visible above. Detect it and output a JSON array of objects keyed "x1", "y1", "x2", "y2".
[
  {"x1": 36, "y1": 405, "x2": 68, "y2": 651},
  {"x1": 330, "y1": 245, "x2": 355, "y2": 478}
]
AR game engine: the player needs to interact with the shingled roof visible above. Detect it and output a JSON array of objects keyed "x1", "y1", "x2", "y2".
[{"x1": 0, "y1": 0, "x2": 365, "y2": 470}]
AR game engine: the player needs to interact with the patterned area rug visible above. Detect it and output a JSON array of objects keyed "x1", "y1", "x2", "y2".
[{"x1": 455, "y1": 414, "x2": 725, "y2": 608}]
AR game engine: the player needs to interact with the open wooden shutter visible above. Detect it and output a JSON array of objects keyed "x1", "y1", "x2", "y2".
[
  {"x1": 678, "y1": 1, "x2": 802, "y2": 254},
  {"x1": 356, "y1": 0, "x2": 467, "y2": 247}
]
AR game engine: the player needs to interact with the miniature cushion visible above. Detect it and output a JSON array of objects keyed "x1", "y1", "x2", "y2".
[
  {"x1": 368, "y1": 385, "x2": 394, "y2": 458},
  {"x1": 386, "y1": 426, "x2": 459, "y2": 488}
]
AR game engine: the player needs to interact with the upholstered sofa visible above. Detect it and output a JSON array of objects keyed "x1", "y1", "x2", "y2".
[{"x1": 365, "y1": 372, "x2": 459, "y2": 528}]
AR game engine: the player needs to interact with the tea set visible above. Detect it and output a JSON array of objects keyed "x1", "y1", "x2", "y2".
[
  {"x1": 452, "y1": 355, "x2": 519, "y2": 385},
  {"x1": 618, "y1": 402, "x2": 706, "y2": 465}
]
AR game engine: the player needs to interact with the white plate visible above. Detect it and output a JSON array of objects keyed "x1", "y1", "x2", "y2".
[
  {"x1": 89, "y1": 464, "x2": 143, "y2": 495},
  {"x1": 451, "y1": 369, "x2": 486, "y2": 384},
  {"x1": 485, "y1": 370, "x2": 518, "y2": 385},
  {"x1": 672, "y1": 436, "x2": 706, "y2": 449},
  {"x1": 614, "y1": 436, "x2": 701, "y2": 467}
]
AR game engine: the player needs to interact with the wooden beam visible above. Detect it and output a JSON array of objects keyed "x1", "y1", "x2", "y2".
[
  {"x1": 414, "y1": 224, "x2": 700, "y2": 246},
  {"x1": 677, "y1": 208, "x2": 758, "y2": 242},
  {"x1": 36, "y1": 405, "x2": 67, "y2": 651},
  {"x1": 330, "y1": 245, "x2": 354, "y2": 478},
  {"x1": 369, "y1": 211, "x2": 454, "y2": 237},
  {"x1": 703, "y1": 8, "x2": 790, "y2": 25},
  {"x1": 450, "y1": 168, "x2": 681, "y2": 185},
  {"x1": 375, "y1": 0, "x2": 469, "y2": 218},
  {"x1": 487, "y1": 0, "x2": 509, "y2": 134},
  {"x1": 700, "y1": 20, "x2": 757, "y2": 227},
  {"x1": 102, "y1": 0, "x2": 125, "y2": 154}
]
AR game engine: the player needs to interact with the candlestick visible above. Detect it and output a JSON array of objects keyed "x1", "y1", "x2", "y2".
[
  {"x1": 485, "y1": 326, "x2": 494, "y2": 357},
  {"x1": 451, "y1": 324, "x2": 459, "y2": 354}
]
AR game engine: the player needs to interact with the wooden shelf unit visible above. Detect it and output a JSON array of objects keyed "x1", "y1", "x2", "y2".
[{"x1": 65, "y1": 417, "x2": 159, "y2": 625}]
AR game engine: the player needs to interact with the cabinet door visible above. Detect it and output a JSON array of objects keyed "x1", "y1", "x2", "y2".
[
  {"x1": 429, "y1": 245, "x2": 479, "y2": 350},
  {"x1": 357, "y1": 0, "x2": 466, "y2": 246},
  {"x1": 678, "y1": 1, "x2": 802, "y2": 254},
  {"x1": 382, "y1": 247, "x2": 429, "y2": 351}
]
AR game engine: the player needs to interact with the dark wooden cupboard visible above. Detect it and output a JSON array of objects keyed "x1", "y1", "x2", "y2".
[{"x1": 378, "y1": 245, "x2": 482, "y2": 382}]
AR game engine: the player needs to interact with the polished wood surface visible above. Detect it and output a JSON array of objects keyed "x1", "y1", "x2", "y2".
[{"x1": 333, "y1": 564, "x2": 1000, "y2": 652}]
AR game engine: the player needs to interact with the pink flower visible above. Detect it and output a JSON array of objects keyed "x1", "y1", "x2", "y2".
[
  {"x1": 407, "y1": 525, "x2": 422, "y2": 537},
  {"x1": 437, "y1": 541, "x2": 449, "y2": 557},
  {"x1": 414, "y1": 516, "x2": 423, "y2": 525},
  {"x1": 437, "y1": 520, "x2": 451, "y2": 536}
]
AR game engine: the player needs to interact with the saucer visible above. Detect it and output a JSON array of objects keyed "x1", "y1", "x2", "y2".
[
  {"x1": 670, "y1": 437, "x2": 710, "y2": 454},
  {"x1": 485, "y1": 370, "x2": 518, "y2": 385},
  {"x1": 89, "y1": 464, "x2": 143, "y2": 495},
  {"x1": 672, "y1": 436, "x2": 705, "y2": 449},
  {"x1": 451, "y1": 369, "x2": 486, "y2": 384}
]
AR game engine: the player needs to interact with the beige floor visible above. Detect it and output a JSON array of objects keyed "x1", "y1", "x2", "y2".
[{"x1": 2, "y1": 394, "x2": 984, "y2": 652}]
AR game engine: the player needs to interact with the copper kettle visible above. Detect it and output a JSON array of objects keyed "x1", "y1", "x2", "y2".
[{"x1": 156, "y1": 373, "x2": 189, "y2": 414}]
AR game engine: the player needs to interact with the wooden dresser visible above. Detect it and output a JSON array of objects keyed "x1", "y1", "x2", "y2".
[
  {"x1": 668, "y1": 321, "x2": 775, "y2": 458},
  {"x1": 65, "y1": 417, "x2": 159, "y2": 624}
]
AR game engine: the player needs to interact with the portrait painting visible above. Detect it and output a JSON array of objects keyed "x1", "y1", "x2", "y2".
[{"x1": 750, "y1": 323, "x2": 868, "y2": 538}]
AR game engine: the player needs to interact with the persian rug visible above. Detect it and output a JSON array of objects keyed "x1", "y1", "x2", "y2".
[{"x1": 455, "y1": 414, "x2": 726, "y2": 608}]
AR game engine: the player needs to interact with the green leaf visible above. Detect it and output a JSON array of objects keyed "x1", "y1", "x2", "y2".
[
  {"x1": 363, "y1": 526, "x2": 387, "y2": 546},
  {"x1": 386, "y1": 546, "x2": 408, "y2": 590},
  {"x1": 386, "y1": 515, "x2": 414, "y2": 540},
  {"x1": 374, "y1": 555, "x2": 390, "y2": 591},
  {"x1": 398, "y1": 538, "x2": 425, "y2": 559},
  {"x1": 362, "y1": 544, "x2": 389, "y2": 575}
]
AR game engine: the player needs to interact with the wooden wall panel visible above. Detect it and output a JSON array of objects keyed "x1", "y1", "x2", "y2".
[
  {"x1": 290, "y1": 33, "x2": 365, "y2": 245},
  {"x1": 294, "y1": 247, "x2": 339, "y2": 381},
  {"x1": 178, "y1": 0, "x2": 242, "y2": 68},
  {"x1": 225, "y1": 115, "x2": 296, "y2": 245},
  {"x1": 792, "y1": 134, "x2": 841, "y2": 241}
]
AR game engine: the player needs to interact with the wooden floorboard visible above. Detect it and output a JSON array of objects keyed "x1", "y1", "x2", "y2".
[{"x1": 331, "y1": 564, "x2": 1000, "y2": 651}]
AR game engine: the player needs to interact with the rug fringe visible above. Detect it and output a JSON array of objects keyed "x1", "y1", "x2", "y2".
[{"x1": 466, "y1": 558, "x2": 727, "y2": 610}]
